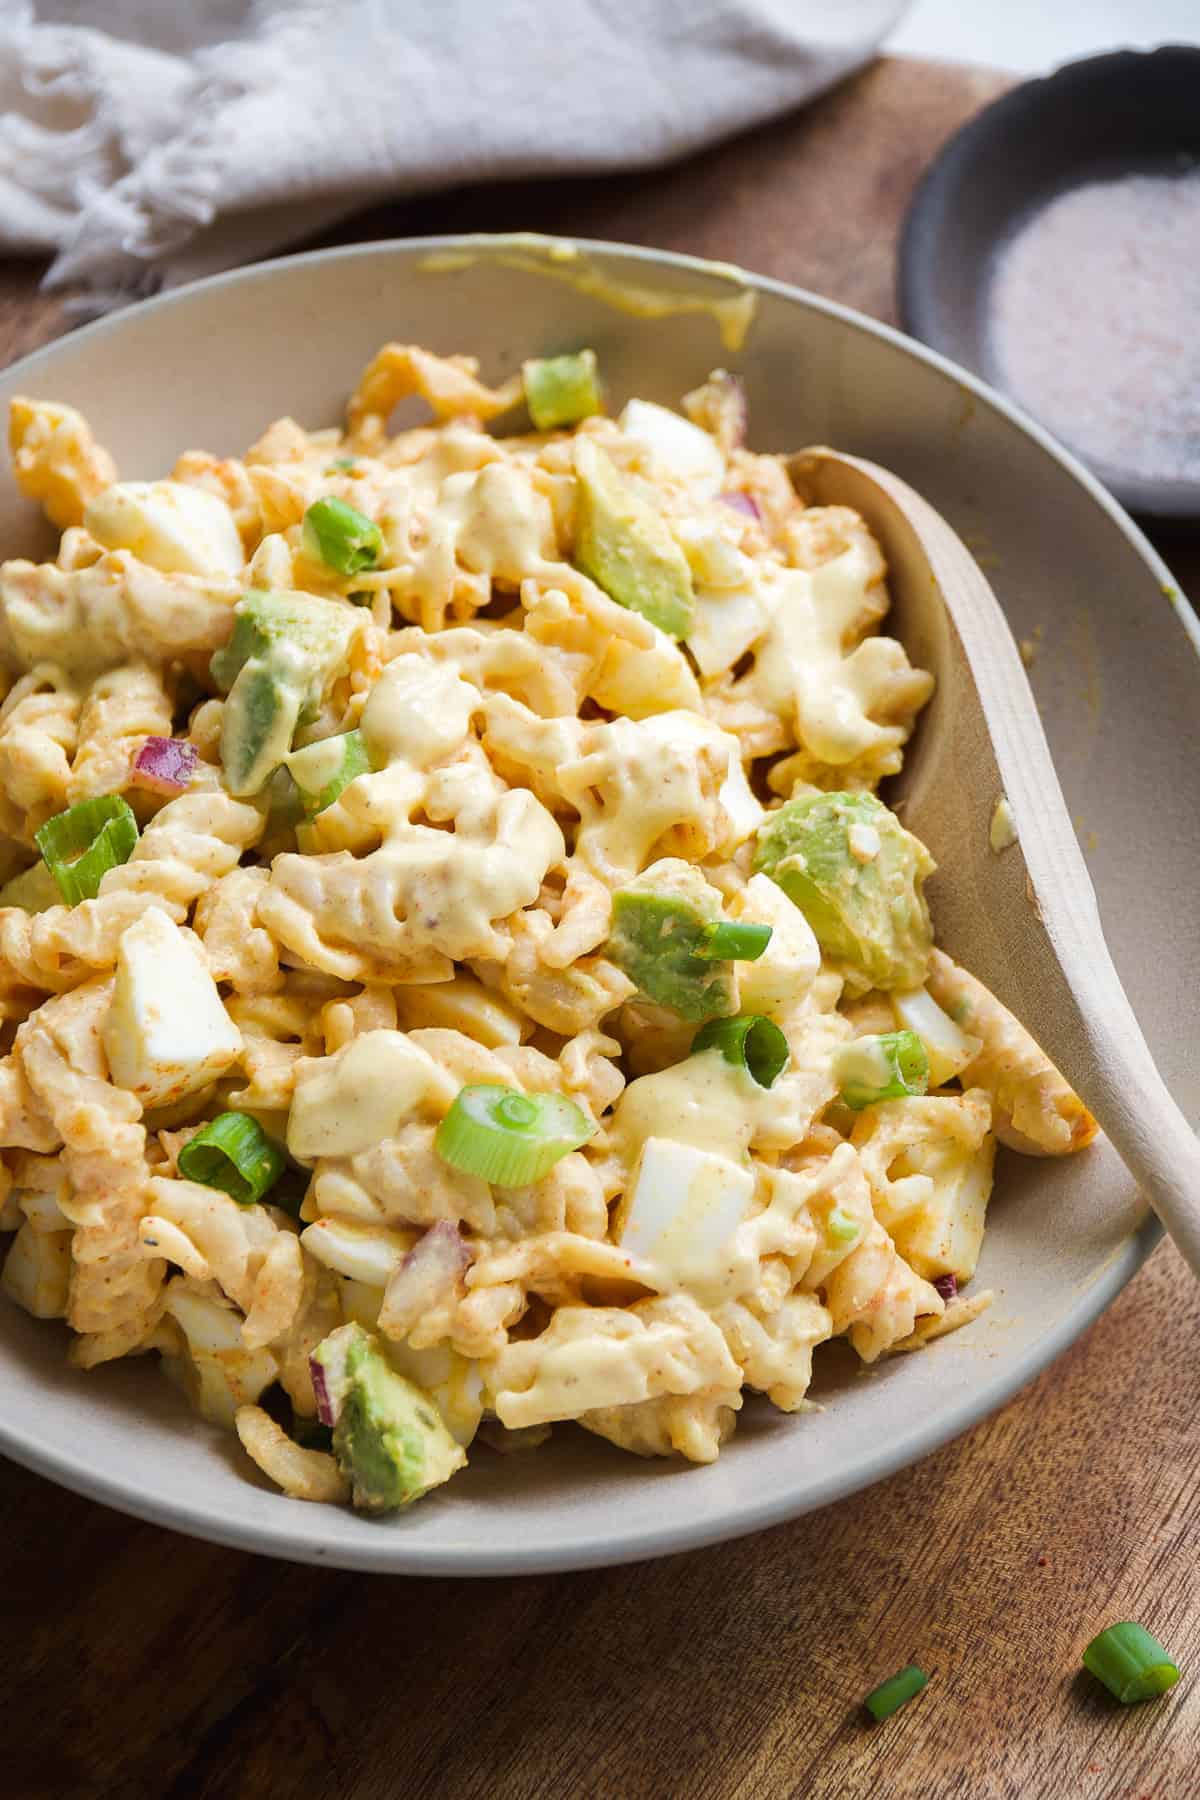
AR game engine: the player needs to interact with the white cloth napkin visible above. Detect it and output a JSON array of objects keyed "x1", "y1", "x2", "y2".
[{"x1": 0, "y1": 0, "x2": 906, "y2": 308}]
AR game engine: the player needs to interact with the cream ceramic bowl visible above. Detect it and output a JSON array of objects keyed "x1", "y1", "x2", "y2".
[{"x1": 0, "y1": 237, "x2": 1194, "y2": 1575}]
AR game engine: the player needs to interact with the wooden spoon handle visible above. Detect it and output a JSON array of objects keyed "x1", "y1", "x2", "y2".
[
  {"x1": 794, "y1": 447, "x2": 1200, "y2": 1277},
  {"x1": 902, "y1": 469, "x2": 1200, "y2": 1277},
  {"x1": 1083, "y1": 1037, "x2": 1200, "y2": 1278}
]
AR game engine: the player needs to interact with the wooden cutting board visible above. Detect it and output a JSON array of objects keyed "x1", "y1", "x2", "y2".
[{"x1": 1, "y1": 56, "x2": 1198, "y2": 1800}]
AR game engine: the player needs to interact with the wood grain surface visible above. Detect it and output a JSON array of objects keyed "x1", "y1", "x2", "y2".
[{"x1": 2, "y1": 55, "x2": 1198, "y2": 1800}]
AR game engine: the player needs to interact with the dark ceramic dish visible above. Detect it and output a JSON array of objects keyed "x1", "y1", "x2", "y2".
[{"x1": 898, "y1": 46, "x2": 1200, "y2": 519}]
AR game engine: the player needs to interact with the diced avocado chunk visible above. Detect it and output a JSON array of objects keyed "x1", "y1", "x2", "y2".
[
  {"x1": 313, "y1": 1323, "x2": 466, "y2": 1513},
  {"x1": 607, "y1": 858, "x2": 737, "y2": 1023},
  {"x1": 212, "y1": 590, "x2": 363, "y2": 797},
  {"x1": 220, "y1": 661, "x2": 304, "y2": 798},
  {"x1": 523, "y1": 350, "x2": 602, "y2": 431},
  {"x1": 753, "y1": 791, "x2": 934, "y2": 991},
  {"x1": 573, "y1": 439, "x2": 694, "y2": 638},
  {"x1": 210, "y1": 588, "x2": 360, "y2": 691}
]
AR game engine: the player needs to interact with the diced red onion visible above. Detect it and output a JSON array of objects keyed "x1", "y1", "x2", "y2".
[
  {"x1": 308, "y1": 1322, "x2": 359, "y2": 1426},
  {"x1": 719, "y1": 489, "x2": 762, "y2": 521},
  {"x1": 131, "y1": 736, "x2": 198, "y2": 795},
  {"x1": 310, "y1": 1357, "x2": 336, "y2": 1427},
  {"x1": 379, "y1": 1221, "x2": 472, "y2": 1339},
  {"x1": 933, "y1": 1273, "x2": 958, "y2": 1302}
]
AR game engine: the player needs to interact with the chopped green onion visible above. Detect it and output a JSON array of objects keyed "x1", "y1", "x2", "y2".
[
  {"x1": 326, "y1": 456, "x2": 359, "y2": 472},
  {"x1": 864, "y1": 1665, "x2": 928, "y2": 1722},
  {"x1": 827, "y1": 1207, "x2": 860, "y2": 1245},
  {"x1": 302, "y1": 496, "x2": 384, "y2": 575},
  {"x1": 700, "y1": 920, "x2": 772, "y2": 962},
  {"x1": 285, "y1": 729, "x2": 372, "y2": 817},
  {"x1": 834, "y1": 1030, "x2": 929, "y2": 1111},
  {"x1": 36, "y1": 796, "x2": 139, "y2": 905},
  {"x1": 1082, "y1": 1623, "x2": 1180, "y2": 1704},
  {"x1": 178, "y1": 1112, "x2": 286, "y2": 1206},
  {"x1": 523, "y1": 350, "x2": 602, "y2": 430},
  {"x1": 691, "y1": 1014, "x2": 789, "y2": 1089},
  {"x1": 435, "y1": 1085, "x2": 595, "y2": 1187}
]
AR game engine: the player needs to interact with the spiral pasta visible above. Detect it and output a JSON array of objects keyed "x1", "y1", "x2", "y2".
[
  {"x1": 67, "y1": 663, "x2": 174, "y2": 804},
  {"x1": 14, "y1": 980, "x2": 163, "y2": 1362},
  {"x1": 0, "y1": 666, "x2": 79, "y2": 842},
  {"x1": 99, "y1": 789, "x2": 264, "y2": 910},
  {"x1": 0, "y1": 342, "x2": 1096, "y2": 1514},
  {"x1": 9, "y1": 397, "x2": 117, "y2": 531}
]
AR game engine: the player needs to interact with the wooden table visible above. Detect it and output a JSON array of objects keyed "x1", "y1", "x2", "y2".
[{"x1": 3, "y1": 56, "x2": 1198, "y2": 1800}]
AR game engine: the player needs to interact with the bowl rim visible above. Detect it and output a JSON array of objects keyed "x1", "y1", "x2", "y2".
[
  {"x1": 0, "y1": 232, "x2": 1190, "y2": 1574},
  {"x1": 896, "y1": 45, "x2": 1200, "y2": 520}
]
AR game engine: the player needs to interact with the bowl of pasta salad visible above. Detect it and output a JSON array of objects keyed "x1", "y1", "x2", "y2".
[{"x1": 0, "y1": 237, "x2": 1193, "y2": 1574}]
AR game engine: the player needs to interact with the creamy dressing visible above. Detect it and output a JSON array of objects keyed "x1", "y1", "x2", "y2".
[
  {"x1": 437, "y1": 463, "x2": 558, "y2": 581},
  {"x1": 264, "y1": 726, "x2": 565, "y2": 973},
  {"x1": 745, "y1": 544, "x2": 924, "y2": 767},
  {"x1": 361, "y1": 655, "x2": 477, "y2": 768},
  {"x1": 287, "y1": 1030, "x2": 454, "y2": 1161},
  {"x1": 560, "y1": 709, "x2": 762, "y2": 879},
  {"x1": 606, "y1": 1037, "x2": 844, "y2": 1169},
  {"x1": 418, "y1": 239, "x2": 758, "y2": 352},
  {"x1": 608, "y1": 1047, "x2": 766, "y2": 1163}
]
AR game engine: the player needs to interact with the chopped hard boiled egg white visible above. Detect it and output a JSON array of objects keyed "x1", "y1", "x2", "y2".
[
  {"x1": 727, "y1": 873, "x2": 821, "y2": 1018},
  {"x1": 83, "y1": 480, "x2": 245, "y2": 578},
  {"x1": 889, "y1": 1135, "x2": 996, "y2": 1284},
  {"x1": 102, "y1": 909, "x2": 242, "y2": 1109},
  {"x1": 17, "y1": 1185, "x2": 70, "y2": 1232},
  {"x1": 162, "y1": 1285, "x2": 278, "y2": 1426},
  {"x1": 618, "y1": 1135, "x2": 755, "y2": 1293},
  {"x1": 339, "y1": 1278, "x2": 383, "y2": 1330},
  {"x1": 164, "y1": 1284, "x2": 248, "y2": 1354},
  {"x1": 673, "y1": 518, "x2": 754, "y2": 590},
  {"x1": 299, "y1": 1217, "x2": 416, "y2": 1286},
  {"x1": 618, "y1": 399, "x2": 725, "y2": 492},
  {"x1": 0, "y1": 1222, "x2": 71, "y2": 1318},
  {"x1": 892, "y1": 986, "x2": 982, "y2": 1086},
  {"x1": 687, "y1": 583, "x2": 768, "y2": 679}
]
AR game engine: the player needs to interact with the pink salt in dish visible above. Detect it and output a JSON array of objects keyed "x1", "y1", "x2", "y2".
[{"x1": 988, "y1": 169, "x2": 1200, "y2": 492}]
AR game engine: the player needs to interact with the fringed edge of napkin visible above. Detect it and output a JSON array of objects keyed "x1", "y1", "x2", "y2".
[{"x1": 1, "y1": 2, "x2": 329, "y2": 313}]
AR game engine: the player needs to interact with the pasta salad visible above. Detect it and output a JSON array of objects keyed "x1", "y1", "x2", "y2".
[{"x1": 0, "y1": 343, "x2": 1096, "y2": 1514}]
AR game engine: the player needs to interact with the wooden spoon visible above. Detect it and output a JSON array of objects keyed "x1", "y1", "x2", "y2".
[{"x1": 791, "y1": 446, "x2": 1200, "y2": 1277}]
